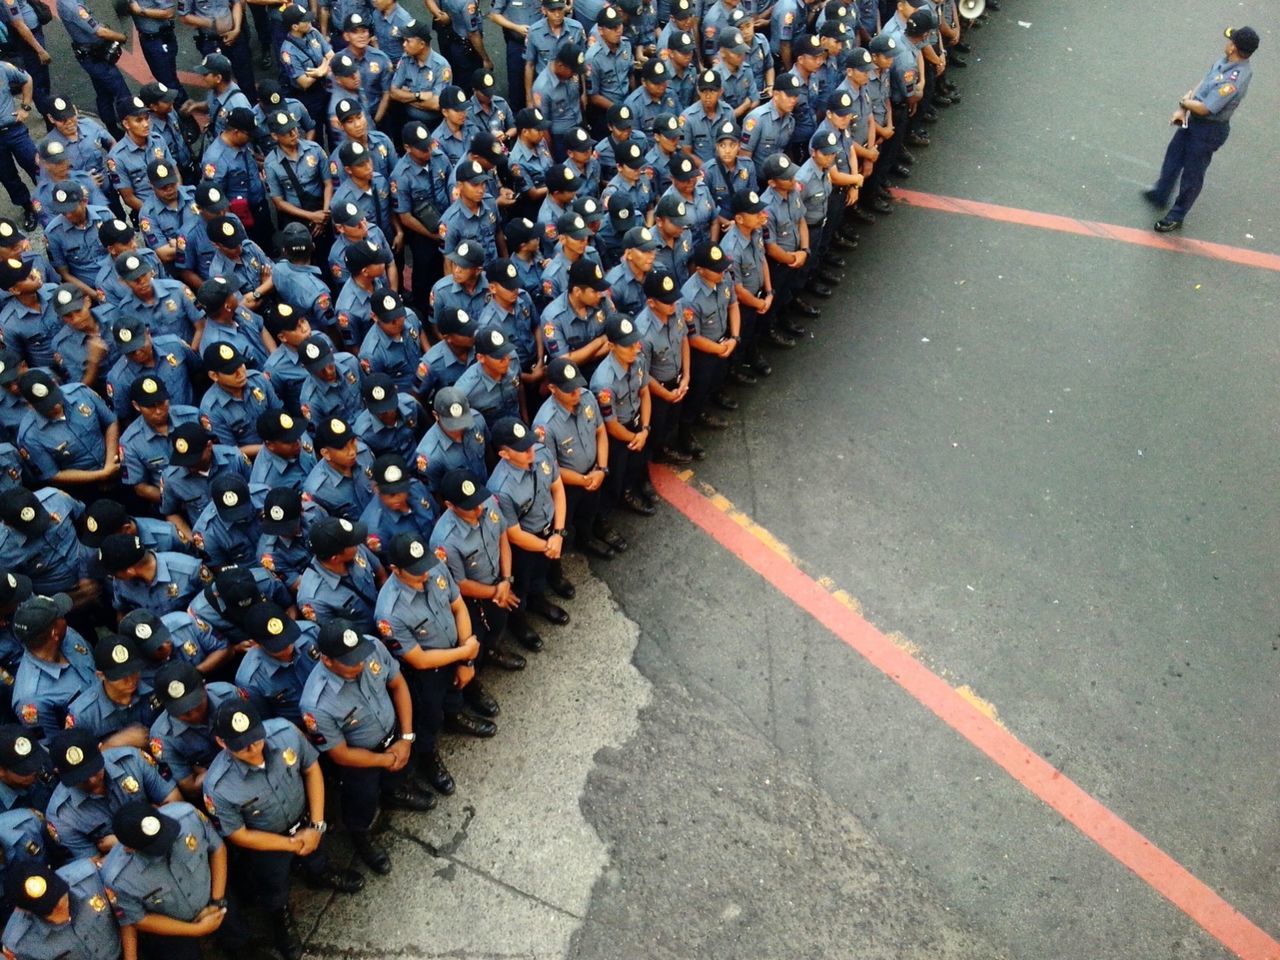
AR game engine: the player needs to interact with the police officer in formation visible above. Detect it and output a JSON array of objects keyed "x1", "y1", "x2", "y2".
[{"x1": 0, "y1": 0, "x2": 1020, "y2": 955}]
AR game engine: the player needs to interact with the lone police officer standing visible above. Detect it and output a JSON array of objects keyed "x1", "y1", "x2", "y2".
[{"x1": 1145, "y1": 26, "x2": 1258, "y2": 233}]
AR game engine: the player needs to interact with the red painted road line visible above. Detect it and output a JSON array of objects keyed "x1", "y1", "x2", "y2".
[
  {"x1": 652, "y1": 467, "x2": 1280, "y2": 960},
  {"x1": 892, "y1": 188, "x2": 1280, "y2": 274}
]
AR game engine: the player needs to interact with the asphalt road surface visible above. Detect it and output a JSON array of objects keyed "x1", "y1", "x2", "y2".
[{"x1": 12, "y1": 1, "x2": 1280, "y2": 958}]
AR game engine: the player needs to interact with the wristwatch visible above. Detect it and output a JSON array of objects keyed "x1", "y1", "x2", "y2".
[
  {"x1": 309, "y1": 820, "x2": 327, "y2": 834},
  {"x1": 552, "y1": 527, "x2": 569, "y2": 537},
  {"x1": 501, "y1": 575, "x2": 515, "y2": 584},
  {"x1": 209, "y1": 898, "x2": 228, "y2": 909},
  {"x1": 400, "y1": 732, "x2": 416, "y2": 742}
]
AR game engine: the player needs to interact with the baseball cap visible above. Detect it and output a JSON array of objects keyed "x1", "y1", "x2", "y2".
[
  {"x1": 266, "y1": 108, "x2": 299, "y2": 134},
  {"x1": 492, "y1": 417, "x2": 536, "y2": 452},
  {"x1": 1, "y1": 488, "x2": 51, "y2": 536},
  {"x1": 762, "y1": 152, "x2": 797, "y2": 181},
  {"x1": 114, "y1": 251, "x2": 151, "y2": 281},
  {"x1": 371, "y1": 453, "x2": 412, "y2": 492},
  {"x1": 155, "y1": 660, "x2": 205, "y2": 715},
  {"x1": 615, "y1": 140, "x2": 645, "y2": 170},
  {"x1": 439, "y1": 468, "x2": 490, "y2": 509},
  {"x1": 207, "y1": 216, "x2": 247, "y2": 248},
  {"x1": 606, "y1": 313, "x2": 641, "y2": 346},
  {"x1": 564, "y1": 126, "x2": 593, "y2": 153},
  {"x1": 258, "y1": 408, "x2": 308, "y2": 444},
  {"x1": 195, "y1": 181, "x2": 229, "y2": 213},
  {"x1": 119, "y1": 608, "x2": 172, "y2": 655},
  {"x1": 719, "y1": 29, "x2": 748, "y2": 54},
  {"x1": 277, "y1": 221, "x2": 312, "y2": 255},
  {"x1": 555, "y1": 211, "x2": 589, "y2": 240},
  {"x1": 224, "y1": 107, "x2": 257, "y2": 133},
  {"x1": 655, "y1": 193, "x2": 694, "y2": 226},
  {"x1": 623, "y1": 225, "x2": 661, "y2": 252},
  {"x1": 260, "y1": 487, "x2": 303, "y2": 535},
  {"x1": 344, "y1": 239, "x2": 387, "y2": 274},
  {"x1": 697, "y1": 69, "x2": 723, "y2": 91},
  {"x1": 45, "y1": 95, "x2": 76, "y2": 121},
  {"x1": 202, "y1": 341, "x2": 247, "y2": 374},
  {"x1": 715, "y1": 119, "x2": 741, "y2": 142},
  {"x1": 654, "y1": 113, "x2": 681, "y2": 140},
  {"x1": 117, "y1": 96, "x2": 148, "y2": 119},
  {"x1": 370, "y1": 289, "x2": 406, "y2": 325},
  {"x1": 432, "y1": 387, "x2": 473, "y2": 429},
  {"x1": 0, "y1": 571, "x2": 33, "y2": 610},
  {"x1": 338, "y1": 138, "x2": 372, "y2": 167},
  {"x1": 545, "y1": 163, "x2": 581, "y2": 194},
  {"x1": 212, "y1": 474, "x2": 254, "y2": 523},
  {"x1": 692, "y1": 240, "x2": 730, "y2": 272},
  {"x1": 1225, "y1": 26, "x2": 1260, "y2": 55},
  {"x1": 99, "y1": 219, "x2": 135, "y2": 246},
  {"x1": 0, "y1": 724, "x2": 46, "y2": 776},
  {"x1": 554, "y1": 43, "x2": 584, "y2": 70},
  {"x1": 468, "y1": 131, "x2": 503, "y2": 163},
  {"x1": 402, "y1": 120, "x2": 432, "y2": 150},
  {"x1": 244, "y1": 601, "x2": 300, "y2": 653},
  {"x1": 18, "y1": 369, "x2": 62, "y2": 416},
  {"x1": 435, "y1": 306, "x2": 475, "y2": 337},
  {"x1": 572, "y1": 195, "x2": 601, "y2": 222},
  {"x1": 331, "y1": 201, "x2": 364, "y2": 228},
  {"x1": 811, "y1": 130, "x2": 841, "y2": 155},
  {"x1": 732, "y1": 188, "x2": 767, "y2": 214},
  {"x1": 362, "y1": 372, "x2": 399, "y2": 414},
  {"x1": 515, "y1": 107, "x2": 552, "y2": 131},
  {"x1": 314, "y1": 416, "x2": 355, "y2": 450},
  {"x1": 484, "y1": 258, "x2": 521, "y2": 289},
  {"x1": 867, "y1": 33, "x2": 896, "y2": 54},
  {"x1": 80, "y1": 498, "x2": 130, "y2": 548},
  {"x1": 827, "y1": 89, "x2": 857, "y2": 117},
  {"x1": 309, "y1": 516, "x2": 366, "y2": 558},
  {"x1": 774, "y1": 73, "x2": 804, "y2": 95},
  {"x1": 169, "y1": 421, "x2": 214, "y2": 466},
  {"x1": 447, "y1": 240, "x2": 485, "y2": 267},
  {"x1": 315, "y1": 619, "x2": 373, "y2": 666},
  {"x1": 597, "y1": 5, "x2": 621, "y2": 27},
  {"x1": 139, "y1": 81, "x2": 178, "y2": 105},
  {"x1": 51, "y1": 283, "x2": 86, "y2": 317},
  {"x1": 439, "y1": 85, "x2": 468, "y2": 111},
  {"x1": 49, "y1": 183, "x2": 85, "y2": 214},
  {"x1": 98, "y1": 532, "x2": 147, "y2": 573},
  {"x1": 606, "y1": 103, "x2": 633, "y2": 129},
  {"x1": 196, "y1": 276, "x2": 236, "y2": 311},
  {"x1": 195, "y1": 52, "x2": 233, "y2": 75},
  {"x1": 386, "y1": 532, "x2": 434, "y2": 574},
  {"x1": 50, "y1": 729, "x2": 105, "y2": 787},
  {"x1": 504, "y1": 217, "x2": 538, "y2": 247},
  {"x1": 12, "y1": 593, "x2": 72, "y2": 645},
  {"x1": 568, "y1": 258, "x2": 609, "y2": 291},
  {"x1": 0, "y1": 347, "x2": 20, "y2": 385},
  {"x1": 670, "y1": 154, "x2": 698, "y2": 182},
  {"x1": 128, "y1": 375, "x2": 171, "y2": 410},
  {"x1": 94, "y1": 634, "x2": 145, "y2": 680},
  {"x1": 644, "y1": 270, "x2": 681, "y2": 304},
  {"x1": 455, "y1": 158, "x2": 488, "y2": 183},
  {"x1": 640, "y1": 58, "x2": 669, "y2": 83},
  {"x1": 475, "y1": 327, "x2": 516, "y2": 358},
  {"x1": 545, "y1": 357, "x2": 587, "y2": 390},
  {"x1": 113, "y1": 801, "x2": 180, "y2": 856},
  {"x1": 213, "y1": 698, "x2": 265, "y2": 751},
  {"x1": 6, "y1": 862, "x2": 68, "y2": 918},
  {"x1": 842, "y1": 46, "x2": 873, "y2": 70},
  {"x1": 147, "y1": 159, "x2": 179, "y2": 186}
]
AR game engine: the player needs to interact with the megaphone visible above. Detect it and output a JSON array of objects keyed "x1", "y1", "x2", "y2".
[{"x1": 959, "y1": 0, "x2": 985, "y2": 20}]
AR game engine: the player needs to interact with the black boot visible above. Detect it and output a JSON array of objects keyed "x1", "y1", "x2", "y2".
[
  {"x1": 422, "y1": 749, "x2": 456, "y2": 795},
  {"x1": 352, "y1": 831, "x2": 392, "y2": 875},
  {"x1": 546, "y1": 558, "x2": 575, "y2": 599},
  {"x1": 271, "y1": 908, "x2": 303, "y2": 960}
]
